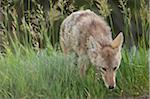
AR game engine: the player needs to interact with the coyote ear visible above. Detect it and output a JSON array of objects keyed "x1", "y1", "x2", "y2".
[
  {"x1": 87, "y1": 36, "x2": 101, "y2": 51},
  {"x1": 111, "y1": 32, "x2": 123, "y2": 49}
]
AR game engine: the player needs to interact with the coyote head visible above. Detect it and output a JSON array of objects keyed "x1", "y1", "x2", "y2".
[{"x1": 87, "y1": 33, "x2": 123, "y2": 89}]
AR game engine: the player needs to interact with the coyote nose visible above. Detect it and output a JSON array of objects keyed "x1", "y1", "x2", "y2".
[{"x1": 108, "y1": 86, "x2": 114, "y2": 89}]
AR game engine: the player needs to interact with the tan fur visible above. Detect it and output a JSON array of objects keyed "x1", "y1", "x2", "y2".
[{"x1": 60, "y1": 10, "x2": 123, "y2": 89}]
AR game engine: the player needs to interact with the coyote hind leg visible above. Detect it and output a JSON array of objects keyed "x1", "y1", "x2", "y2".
[
  {"x1": 79, "y1": 63, "x2": 87, "y2": 76},
  {"x1": 60, "y1": 37, "x2": 69, "y2": 55}
]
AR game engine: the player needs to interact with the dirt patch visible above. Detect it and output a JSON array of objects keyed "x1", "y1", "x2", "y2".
[{"x1": 107, "y1": 95, "x2": 149, "y2": 99}]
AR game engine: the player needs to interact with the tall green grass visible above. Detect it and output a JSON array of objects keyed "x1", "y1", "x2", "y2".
[{"x1": 0, "y1": 45, "x2": 148, "y2": 98}]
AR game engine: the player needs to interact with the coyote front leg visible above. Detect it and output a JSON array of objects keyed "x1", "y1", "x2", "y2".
[{"x1": 78, "y1": 54, "x2": 89, "y2": 76}]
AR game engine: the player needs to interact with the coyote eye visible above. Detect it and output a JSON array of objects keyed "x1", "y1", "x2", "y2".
[
  {"x1": 113, "y1": 67, "x2": 117, "y2": 71},
  {"x1": 102, "y1": 67, "x2": 106, "y2": 71}
]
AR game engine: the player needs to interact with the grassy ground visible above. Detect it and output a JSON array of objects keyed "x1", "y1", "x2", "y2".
[{"x1": 0, "y1": 45, "x2": 148, "y2": 99}]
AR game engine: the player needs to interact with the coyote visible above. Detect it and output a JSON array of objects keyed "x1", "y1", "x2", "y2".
[{"x1": 60, "y1": 10, "x2": 123, "y2": 89}]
